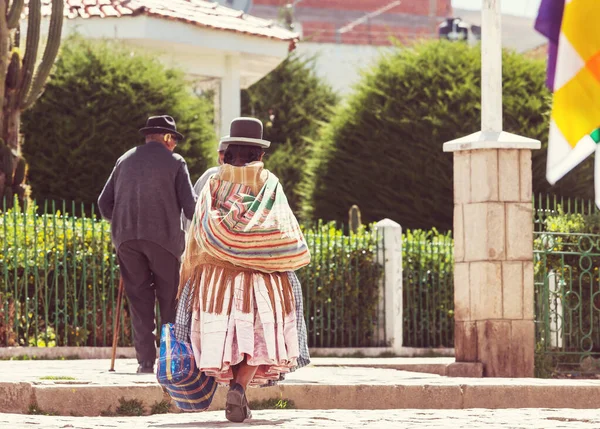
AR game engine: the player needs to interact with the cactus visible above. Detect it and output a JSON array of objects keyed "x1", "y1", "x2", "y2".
[{"x1": 0, "y1": 0, "x2": 64, "y2": 207}]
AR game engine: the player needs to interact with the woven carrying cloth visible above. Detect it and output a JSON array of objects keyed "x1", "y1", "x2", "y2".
[
  {"x1": 157, "y1": 323, "x2": 217, "y2": 411},
  {"x1": 181, "y1": 162, "x2": 310, "y2": 281}
]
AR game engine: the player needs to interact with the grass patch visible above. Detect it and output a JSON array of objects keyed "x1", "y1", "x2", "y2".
[
  {"x1": 1, "y1": 354, "x2": 81, "y2": 361},
  {"x1": 28, "y1": 403, "x2": 58, "y2": 416},
  {"x1": 100, "y1": 407, "x2": 117, "y2": 417},
  {"x1": 39, "y1": 375, "x2": 76, "y2": 381},
  {"x1": 150, "y1": 400, "x2": 171, "y2": 415},
  {"x1": 115, "y1": 397, "x2": 146, "y2": 416},
  {"x1": 249, "y1": 398, "x2": 296, "y2": 410}
]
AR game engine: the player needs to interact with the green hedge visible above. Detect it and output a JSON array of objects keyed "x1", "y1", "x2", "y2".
[
  {"x1": 300, "y1": 40, "x2": 593, "y2": 230},
  {"x1": 1, "y1": 202, "x2": 460, "y2": 349},
  {"x1": 534, "y1": 208, "x2": 600, "y2": 374},
  {"x1": 22, "y1": 35, "x2": 216, "y2": 207},
  {"x1": 403, "y1": 229, "x2": 454, "y2": 348},
  {"x1": 298, "y1": 222, "x2": 384, "y2": 348},
  {"x1": 0, "y1": 201, "x2": 125, "y2": 347},
  {"x1": 241, "y1": 54, "x2": 338, "y2": 212}
]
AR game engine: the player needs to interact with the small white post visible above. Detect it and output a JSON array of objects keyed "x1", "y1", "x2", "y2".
[
  {"x1": 481, "y1": 0, "x2": 502, "y2": 133},
  {"x1": 220, "y1": 55, "x2": 241, "y2": 138},
  {"x1": 376, "y1": 219, "x2": 403, "y2": 354},
  {"x1": 548, "y1": 271, "x2": 563, "y2": 349}
]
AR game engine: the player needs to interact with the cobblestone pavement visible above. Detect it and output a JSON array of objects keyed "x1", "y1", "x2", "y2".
[{"x1": 2, "y1": 409, "x2": 600, "y2": 428}]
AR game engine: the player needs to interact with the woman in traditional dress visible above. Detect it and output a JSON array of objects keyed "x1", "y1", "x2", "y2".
[{"x1": 179, "y1": 117, "x2": 310, "y2": 423}]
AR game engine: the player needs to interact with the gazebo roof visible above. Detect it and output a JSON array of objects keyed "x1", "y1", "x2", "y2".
[{"x1": 32, "y1": 0, "x2": 298, "y2": 43}]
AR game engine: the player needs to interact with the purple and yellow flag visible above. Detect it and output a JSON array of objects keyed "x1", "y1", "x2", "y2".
[{"x1": 536, "y1": 0, "x2": 600, "y2": 206}]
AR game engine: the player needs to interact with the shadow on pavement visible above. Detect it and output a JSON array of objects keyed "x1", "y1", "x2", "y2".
[{"x1": 149, "y1": 418, "x2": 290, "y2": 427}]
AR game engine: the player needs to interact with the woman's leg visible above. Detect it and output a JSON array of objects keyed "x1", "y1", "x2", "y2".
[
  {"x1": 233, "y1": 356, "x2": 258, "y2": 389},
  {"x1": 226, "y1": 356, "x2": 257, "y2": 422}
]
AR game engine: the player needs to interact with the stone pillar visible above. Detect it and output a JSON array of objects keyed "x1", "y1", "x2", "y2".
[
  {"x1": 445, "y1": 135, "x2": 539, "y2": 377},
  {"x1": 443, "y1": 0, "x2": 541, "y2": 378},
  {"x1": 376, "y1": 219, "x2": 403, "y2": 354}
]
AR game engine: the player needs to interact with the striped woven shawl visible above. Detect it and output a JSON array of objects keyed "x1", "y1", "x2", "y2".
[{"x1": 182, "y1": 162, "x2": 310, "y2": 278}]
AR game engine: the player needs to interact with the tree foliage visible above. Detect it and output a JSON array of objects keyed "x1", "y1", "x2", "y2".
[
  {"x1": 22, "y1": 36, "x2": 216, "y2": 205},
  {"x1": 242, "y1": 53, "x2": 338, "y2": 210},
  {"x1": 300, "y1": 40, "x2": 588, "y2": 230}
]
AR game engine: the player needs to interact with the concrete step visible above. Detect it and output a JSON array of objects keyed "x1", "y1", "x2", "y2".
[{"x1": 2, "y1": 359, "x2": 600, "y2": 416}]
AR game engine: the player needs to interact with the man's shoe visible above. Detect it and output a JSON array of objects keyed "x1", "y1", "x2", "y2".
[{"x1": 137, "y1": 361, "x2": 154, "y2": 374}]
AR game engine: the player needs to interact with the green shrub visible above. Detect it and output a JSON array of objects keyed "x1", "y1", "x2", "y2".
[
  {"x1": 403, "y1": 229, "x2": 454, "y2": 348},
  {"x1": 22, "y1": 35, "x2": 216, "y2": 206},
  {"x1": 242, "y1": 54, "x2": 338, "y2": 211},
  {"x1": 535, "y1": 208, "x2": 600, "y2": 372},
  {"x1": 0, "y1": 204, "x2": 383, "y2": 348},
  {"x1": 0, "y1": 201, "x2": 129, "y2": 347},
  {"x1": 297, "y1": 222, "x2": 384, "y2": 348},
  {"x1": 300, "y1": 40, "x2": 592, "y2": 230},
  {"x1": 1, "y1": 200, "x2": 457, "y2": 349}
]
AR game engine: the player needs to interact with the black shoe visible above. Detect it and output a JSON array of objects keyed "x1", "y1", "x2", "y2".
[
  {"x1": 137, "y1": 361, "x2": 154, "y2": 374},
  {"x1": 225, "y1": 383, "x2": 251, "y2": 423}
]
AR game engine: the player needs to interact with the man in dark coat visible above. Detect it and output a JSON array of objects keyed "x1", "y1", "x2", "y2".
[{"x1": 98, "y1": 115, "x2": 196, "y2": 373}]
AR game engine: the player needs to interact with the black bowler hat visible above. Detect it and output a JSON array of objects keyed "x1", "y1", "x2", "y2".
[
  {"x1": 139, "y1": 115, "x2": 184, "y2": 141},
  {"x1": 220, "y1": 117, "x2": 270, "y2": 149}
]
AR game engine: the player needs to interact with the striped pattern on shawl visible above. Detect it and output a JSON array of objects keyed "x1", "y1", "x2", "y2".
[
  {"x1": 178, "y1": 162, "x2": 310, "y2": 316},
  {"x1": 193, "y1": 162, "x2": 310, "y2": 273}
]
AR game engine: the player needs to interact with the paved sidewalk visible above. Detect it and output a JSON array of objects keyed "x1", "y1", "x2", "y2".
[
  {"x1": 0, "y1": 358, "x2": 454, "y2": 385},
  {"x1": 2, "y1": 408, "x2": 600, "y2": 428}
]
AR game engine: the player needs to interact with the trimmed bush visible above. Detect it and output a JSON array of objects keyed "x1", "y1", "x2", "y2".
[
  {"x1": 298, "y1": 222, "x2": 384, "y2": 347},
  {"x1": 0, "y1": 201, "x2": 127, "y2": 347},
  {"x1": 403, "y1": 229, "x2": 454, "y2": 348},
  {"x1": 242, "y1": 54, "x2": 338, "y2": 211},
  {"x1": 1, "y1": 200, "x2": 457, "y2": 350},
  {"x1": 22, "y1": 35, "x2": 216, "y2": 206},
  {"x1": 300, "y1": 40, "x2": 592, "y2": 230},
  {"x1": 535, "y1": 209, "x2": 600, "y2": 375}
]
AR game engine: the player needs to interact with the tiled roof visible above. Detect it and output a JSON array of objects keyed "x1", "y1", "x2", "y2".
[{"x1": 32, "y1": 0, "x2": 298, "y2": 42}]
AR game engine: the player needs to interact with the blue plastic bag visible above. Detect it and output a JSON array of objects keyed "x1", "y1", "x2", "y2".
[{"x1": 157, "y1": 323, "x2": 217, "y2": 411}]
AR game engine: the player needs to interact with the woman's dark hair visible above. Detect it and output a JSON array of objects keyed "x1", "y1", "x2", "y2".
[{"x1": 223, "y1": 144, "x2": 264, "y2": 166}]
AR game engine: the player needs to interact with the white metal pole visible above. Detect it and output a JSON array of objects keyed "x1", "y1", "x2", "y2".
[{"x1": 481, "y1": 0, "x2": 503, "y2": 133}]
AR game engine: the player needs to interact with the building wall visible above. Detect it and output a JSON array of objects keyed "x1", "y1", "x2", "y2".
[
  {"x1": 250, "y1": 0, "x2": 453, "y2": 45},
  {"x1": 295, "y1": 42, "x2": 389, "y2": 95}
]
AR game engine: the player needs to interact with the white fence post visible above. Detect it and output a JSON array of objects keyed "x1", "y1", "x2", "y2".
[
  {"x1": 376, "y1": 219, "x2": 403, "y2": 354},
  {"x1": 548, "y1": 271, "x2": 563, "y2": 349}
]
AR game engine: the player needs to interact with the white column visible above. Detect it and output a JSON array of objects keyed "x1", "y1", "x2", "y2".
[
  {"x1": 220, "y1": 55, "x2": 241, "y2": 138},
  {"x1": 481, "y1": 0, "x2": 502, "y2": 133},
  {"x1": 376, "y1": 219, "x2": 403, "y2": 354}
]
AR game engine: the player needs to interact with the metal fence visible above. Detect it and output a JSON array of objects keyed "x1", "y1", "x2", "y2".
[
  {"x1": 299, "y1": 223, "x2": 385, "y2": 348},
  {"x1": 0, "y1": 199, "x2": 124, "y2": 348},
  {"x1": 10, "y1": 192, "x2": 590, "y2": 353},
  {"x1": 402, "y1": 230, "x2": 454, "y2": 348},
  {"x1": 534, "y1": 231, "x2": 600, "y2": 376},
  {"x1": 0, "y1": 199, "x2": 385, "y2": 349},
  {"x1": 534, "y1": 193, "x2": 598, "y2": 231}
]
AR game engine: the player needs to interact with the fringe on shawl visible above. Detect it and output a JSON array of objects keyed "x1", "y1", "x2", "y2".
[{"x1": 178, "y1": 254, "x2": 295, "y2": 317}]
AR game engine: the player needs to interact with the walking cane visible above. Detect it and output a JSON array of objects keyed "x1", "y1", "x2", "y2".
[{"x1": 109, "y1": 277, "x2": 125, "y2": 372}]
